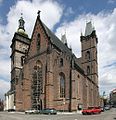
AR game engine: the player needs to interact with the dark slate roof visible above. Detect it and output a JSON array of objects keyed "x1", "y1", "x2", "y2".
[
  {"x1": 41, "y1": 21, "x2": 84, "y2": 74},
  {"x1": 42, "y1": 22, "x2": 72, "y2": 56}
]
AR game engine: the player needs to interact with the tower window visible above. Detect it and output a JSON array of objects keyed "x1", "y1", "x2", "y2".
[
  {"x1": 87, "y1": 66, "x2": 90, "y2": 75},
  {"x1": 59, "y1": 73, "x2": 65, "y2": 98},
  {"x1": 85, "y1": 51, "x2": 90, "y2": 60},
  {"x1": 21, "y1": 56, "x2": 24, "y2": 66},
  {"x1": 37, "y1": 33, "x2": 41, "y2": 51},
  {"x1": 60, "y1": 58, "x2": 63, "y2": 67}
]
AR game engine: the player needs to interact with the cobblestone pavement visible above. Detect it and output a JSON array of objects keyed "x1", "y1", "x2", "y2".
[{"x1": 0, "y1": 108, "x2": 116, "y2": 120}]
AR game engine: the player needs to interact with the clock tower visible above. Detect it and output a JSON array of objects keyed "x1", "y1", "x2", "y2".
[{"x1": 10, "y1": 16, "x2": 30, "y2": 93}]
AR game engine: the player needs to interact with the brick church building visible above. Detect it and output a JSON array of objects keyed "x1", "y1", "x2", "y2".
[{"x1": 5, "y1": 11, "x2": 99, "y2": 111}]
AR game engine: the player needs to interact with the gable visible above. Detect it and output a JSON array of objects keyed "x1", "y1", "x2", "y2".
[{"x1": 28, "y1": 17, "x2": 48, "y2": 59}]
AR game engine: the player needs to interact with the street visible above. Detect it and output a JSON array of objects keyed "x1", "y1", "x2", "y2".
[{"x1": 0, "y1": 108, "x2": 116, "y2": 120}]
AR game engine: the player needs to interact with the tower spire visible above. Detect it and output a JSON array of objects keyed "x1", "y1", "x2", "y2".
[
  {"x1": 61, "y1": 31, "x2": 67, "y2": 46},
  {"x1": 85, "y1": 21, "x2": 94, "y2": 36},
  {"x1": 17, "y1": 13, "x2": 28, "y2": 37},
  {"x1": 18, "y1": 13, "x2": 25, "y2": 31}
]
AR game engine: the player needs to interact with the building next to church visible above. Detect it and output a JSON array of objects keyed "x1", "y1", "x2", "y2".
[
  {"x1": 5, "y1": 11, "x2": 99, "y2": 112},
  {"x1": 110, "y1": 89, "x2": 116, "y2": 107}
]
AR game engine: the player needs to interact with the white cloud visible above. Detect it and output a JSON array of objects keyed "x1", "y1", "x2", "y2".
[
  {"x1": 64, "y1": 7, "x2": 74, "y2": 16},
  {"x1": 55, "y1": 9, "x2": 116, "y2": 95},
  {"x1": 0, "y1": 0, "x2": 63, "y2": 98}
]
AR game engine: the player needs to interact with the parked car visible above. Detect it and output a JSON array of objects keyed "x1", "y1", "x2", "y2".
[
  {"x1": 39, "y1": 108, "x2": 57, "y2": 115},
  {"x1": 25, "y1": 109, "x2": 39, "y2": 114},
  {"x1": 8, "y1": 109, "x2": 15, "y2": 112},
  {"x1": 104, "y1": 105, "x2": 110, "y2": 110},
  {"x1": 82, "y1": 107, "x2": 101, "y2": 115}
]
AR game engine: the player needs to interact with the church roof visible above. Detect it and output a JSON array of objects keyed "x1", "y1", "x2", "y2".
[
  {"x1": 41, "y1": 22, "x2": 84, "y2": 75},
  {"x1": 42, "y1": 22, "x2": 72, "y2": 56}
]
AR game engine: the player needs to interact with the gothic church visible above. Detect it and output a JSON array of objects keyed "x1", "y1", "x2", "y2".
[{"x1": 5, "y1": 11, "x2": 99, "y2": 111}]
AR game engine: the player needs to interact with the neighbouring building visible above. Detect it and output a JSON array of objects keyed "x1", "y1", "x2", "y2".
[
  {"x1": 0, "y1": 99, "x2": 4, "y2": 111},
  {"x1": 110, "y1": 89, "x2": 116, "y2": 107},
  {"x1": 5, "y1": 11, "x2": 99, "y2": 112}
]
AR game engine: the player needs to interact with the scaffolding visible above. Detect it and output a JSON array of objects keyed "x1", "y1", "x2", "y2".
[{"x1": 32, "y1": 66, "x2": 43, "y2": 110}]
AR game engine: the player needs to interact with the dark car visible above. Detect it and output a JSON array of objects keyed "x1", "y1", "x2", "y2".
[{"x1": 39, "y1": 108, "x2": 57, "y2": 115}]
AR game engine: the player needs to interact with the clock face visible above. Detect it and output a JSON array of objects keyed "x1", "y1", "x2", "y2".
[{"x1": 16, "y1": 41, "x2": 29, "y2": 52}]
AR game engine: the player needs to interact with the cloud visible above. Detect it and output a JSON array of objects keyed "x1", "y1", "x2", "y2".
[
  {"x1": 107, "y1": 0, "x2": 116, "y2": 4},
  {"x1": 55, "y1": 9, "x2": 116, "y2": 95},
  {"x1": 0, "y1": 0, "x2": 3, "y2": 4},
  {"x1": 64, "y1": 7, "x2": 74, "y2": 17},
  {"x1": 0, "y1": 79, "x2": 10, "y2": 99},
  {"x1": 0, "y1": 0, "x2": 63, "y2": 99},
  {"x1": 0, "y1": 0, "x2": 116, "y2": 99}
]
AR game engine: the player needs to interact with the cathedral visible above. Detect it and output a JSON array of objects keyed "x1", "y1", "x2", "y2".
[{"x1": 5, "y1": 11, "x2": 99, "y2": 112}]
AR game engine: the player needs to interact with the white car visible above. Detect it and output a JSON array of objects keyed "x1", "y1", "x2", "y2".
[{"x1": 25, "y1": 109, "x2": 39, "y2": 114}]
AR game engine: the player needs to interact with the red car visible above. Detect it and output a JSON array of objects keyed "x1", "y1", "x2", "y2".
[{"x1": 82, "y1": 107, "x2": 101, "y2": 115}]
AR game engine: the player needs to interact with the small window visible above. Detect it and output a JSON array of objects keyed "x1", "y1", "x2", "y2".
[
  {"x1": 60, "y1": 58, "x2": 63, "y2": 67},
  {"x1": 37, "y1": 33, "x2": 40, "y2": 51},
  {"x1": 87, "y1": 66, "x2": 90, "y2": 75},
  {"x1": 21, "y1": 56, "x2": 24, "y2": 66},
  {"x1": 85, "y1": 51, "x2": 90, "y2": 60}
]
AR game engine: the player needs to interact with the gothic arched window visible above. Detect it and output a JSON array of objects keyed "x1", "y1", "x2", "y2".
[
  {"x1": 59, "y1": 73, "x2": 65, "y2": 98},
  {"x1": 87, "y1": 66, "x2": 90, "y2": 75},
  {"x1": 32, "y1": 60, "x2": 43, "y2": 110},
  {"x1": 37, "y1": 33, "x2": 41, "y2": 51},
  {"x1": 85, "y1": 51, "x2": 90, "y2": 60}
]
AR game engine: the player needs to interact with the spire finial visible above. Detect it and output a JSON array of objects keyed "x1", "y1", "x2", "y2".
[
  {"x1": 17, "y1": 13, "x2": 28, "y2": 37},
  {"x1": 18, "y1": 13, "x2": 25, "y2": 31},
  {"x1": 37, "y1": 10, "x2": 41, "y2": 18},
  {"x1": 61, "y1": 30, "x2": 67, "y2": 46}
]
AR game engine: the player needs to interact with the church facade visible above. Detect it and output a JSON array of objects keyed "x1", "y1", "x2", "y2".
[{"x1": 5, "y1": 11, "x2": 99, "y2": 111}]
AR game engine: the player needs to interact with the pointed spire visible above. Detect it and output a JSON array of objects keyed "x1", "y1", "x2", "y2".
[
  {"x1": 85, "y1": 21, "x2": 94, "y2": 36},
  {"x1": 61, "y1": 31, "x2": 67, "y2": 45}
]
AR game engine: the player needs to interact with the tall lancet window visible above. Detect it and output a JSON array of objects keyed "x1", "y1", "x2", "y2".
[
  {"x1": 59, "y1": 72, "x2": 65, "y2": 98},
  {"x1": 87, "y1": 66, "x2": 90, "y2": 75},
  {"x1": 37, "y1": 33, "x2": 41, "y2": 51},
  {"x1": 32, "y1": 60, "x2": 43, "y2": 110}
]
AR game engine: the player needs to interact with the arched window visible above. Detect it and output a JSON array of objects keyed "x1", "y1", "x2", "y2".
[
  {"x1": 85, "y1": 51, "x2": 90, "y2": 60},
  {"x1": 60, "y1": 58, "x2": 63, "y2": 67},
  {"x1": 32, "y1": 60, "x2": 43, "y2": 110},
  {"x1": 59, "y1": 73, "x2": 65, "y2": 98},
  {"x1": 87, "y1": 66, "x2": 90, "y2": 75},
  {"x1": 37, "y1": 33, "x2": 41, "y2": 51}
]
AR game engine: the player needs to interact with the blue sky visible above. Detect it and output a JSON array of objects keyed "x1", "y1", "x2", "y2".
[{"x1": 0, "y1": 0, "x2": 116, "y2": 99}]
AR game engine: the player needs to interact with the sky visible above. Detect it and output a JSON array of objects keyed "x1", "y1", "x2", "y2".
[{"x1": 0, "y1": 0, "x2": 116, "y2": 99}]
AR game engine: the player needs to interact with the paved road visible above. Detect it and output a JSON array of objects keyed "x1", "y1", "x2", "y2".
[{"x1": 0, "y1": 108, "x2": 116, "y2": 120}]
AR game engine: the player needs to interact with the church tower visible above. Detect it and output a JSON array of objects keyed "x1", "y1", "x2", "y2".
[
  {"x1": 10, "y1": 15, "x2": 30, "y2": 92},
  {"x1": 81, "y1": 21, "x2": 98, "y2": 84},
  {"x1": 80, "y1": 21, "x2": 99, "y2": 106}
]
